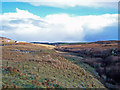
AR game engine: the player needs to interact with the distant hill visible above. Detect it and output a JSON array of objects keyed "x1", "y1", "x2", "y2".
[
  {"x1": 31, "y1": 40, "x2": 119, "y2": 46},
  {"x1": 0, "y1": 37, "x2": 11, "y2": 41},
  {"x1": 95, "y1": 40, "x2": 119, "y2": 44}
]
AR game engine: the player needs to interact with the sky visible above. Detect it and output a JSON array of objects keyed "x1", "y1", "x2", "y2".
[{"x1": 0, "y1": 0, "x2": 119, "y2": 42}]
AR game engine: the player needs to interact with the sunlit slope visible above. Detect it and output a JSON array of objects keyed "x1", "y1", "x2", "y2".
[{"x1": 2, "y1": 43, "x2": 105, "y2": 88}]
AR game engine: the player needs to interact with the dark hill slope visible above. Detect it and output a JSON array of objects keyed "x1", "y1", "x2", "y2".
[{"x1": 55, "y1": 41, "x2": 120, "y2": 88}]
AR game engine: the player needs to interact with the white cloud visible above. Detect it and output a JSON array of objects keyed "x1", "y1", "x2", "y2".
[
  {"x1": 2, "y1": 8, "x2": 40, "y2": 19},
  {"x1": 2, "y1": 0, "x2": 119, "y2": 8},
  {"x1": 1, "y1": 8, "x2": 118, "y2": 42}
]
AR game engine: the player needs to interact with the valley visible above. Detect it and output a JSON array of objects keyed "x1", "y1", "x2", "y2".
[{"x1": 55, "y1": 41, "x2": 120, "y2": 89}]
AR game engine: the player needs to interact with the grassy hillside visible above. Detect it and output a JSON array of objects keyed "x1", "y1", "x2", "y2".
[{"x1": 1, "y1": 43, "x2": 105, "y2": 88}]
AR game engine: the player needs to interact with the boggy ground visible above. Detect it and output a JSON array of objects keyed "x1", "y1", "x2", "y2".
[
  {"x1": 55, "y1": 41, "x2": 120, "y2": 89},
  {"x1": 1, "y1": 43, "x2": 105, "y2": 88}
]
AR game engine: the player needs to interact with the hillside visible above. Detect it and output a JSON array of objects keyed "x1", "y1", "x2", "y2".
[
  {"x1": 1, "y1": 40, "x2": 105, "y2": 88},
  {"x1": 55, "y1": 41, "x2": 120, "y2": 88},
  {"x1": 0, "y1": 37, "x2": 11, "y2": 42}
]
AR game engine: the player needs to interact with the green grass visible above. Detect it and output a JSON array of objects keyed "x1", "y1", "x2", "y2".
[
  {"x1": 2, "y1": 59, "x2": 105, "y2": 88},
  {"x1": 2, "y1": 60, "x2": 65, "y2": 88},
  {"x1": 64, "y1": 56, "x2": 99, "y2": 78}
]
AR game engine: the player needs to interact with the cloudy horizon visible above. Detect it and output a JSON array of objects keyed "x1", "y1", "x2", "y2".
[{"x1": 0, "y1": 1, "x2": 118, "y2": 42}]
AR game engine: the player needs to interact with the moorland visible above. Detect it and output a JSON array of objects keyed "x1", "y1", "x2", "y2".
[{"x1": 0, "y1": 37, "x2": 119, "y2": 89}]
